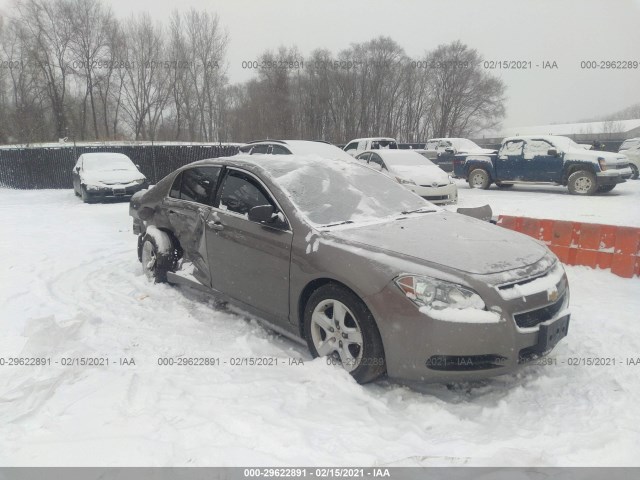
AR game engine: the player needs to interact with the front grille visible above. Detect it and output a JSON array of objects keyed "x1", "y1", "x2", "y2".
[
  {"x1": 514, "y1": 293, "x2": 566, "y2": 329},
  {"x1": 422, "y1": 195, "x2": 449, "y2": 201},
  {"x1": 420, "y1": 183, "x2": 449, "y2": 188}
]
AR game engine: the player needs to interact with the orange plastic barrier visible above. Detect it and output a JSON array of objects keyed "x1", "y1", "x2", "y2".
[{"x1": 497, "y1": 215, "x2": 640, "y2": 278}]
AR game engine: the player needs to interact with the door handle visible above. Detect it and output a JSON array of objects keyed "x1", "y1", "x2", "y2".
[{"x1": 207, "y1": 220, "x2": 224, "y2": 231}]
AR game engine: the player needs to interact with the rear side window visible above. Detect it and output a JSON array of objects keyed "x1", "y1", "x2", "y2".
[
  {"x1": 270, "y1": 145, "x2": 291, "y2": 155},
  {"x1": 250, "y1": 144, "x2": 270, "y2": 155},
  {"x1": 344, "y1": 142, "x2": 359, "y2": 151},
  {"x1": 172, "y1": 167, "x2": 221, "y2": 205},
  {"x1": 502, "y1": 140, "x2": 524, "y2": 156},
  {"x1": 218, "y1": 170, "x2": 275, "y2": 217}
]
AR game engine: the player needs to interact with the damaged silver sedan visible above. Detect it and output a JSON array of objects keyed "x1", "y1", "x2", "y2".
[{"x1": 130, "y1": 154, "x2": 570, "y2": 384}]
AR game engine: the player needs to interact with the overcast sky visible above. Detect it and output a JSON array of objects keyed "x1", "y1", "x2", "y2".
[{"x1": 1, "y1": 0, "x2": 639, "y2": 132}]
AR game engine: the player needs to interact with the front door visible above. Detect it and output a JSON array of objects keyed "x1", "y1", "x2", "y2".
[
  {"x1": 205, "y1": 168, "x2": 293, "y2": 324},
  {"x1": 164, "y1": 165, "x2": 222, "y2": 286},
  {"x1": 523, "y1": 139, "x2": 564, "y2": 182}
]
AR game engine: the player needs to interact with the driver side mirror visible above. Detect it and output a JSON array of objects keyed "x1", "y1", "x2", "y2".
[
  {"x1": 74, "y1": 166, "x2": 80, "y2": 172},
  {"x1": 248, "y1": 205, "x2": 278, "y2": 224},
  {"x1": 547, "y1": 148, "x2": 558, "y2": 157}
]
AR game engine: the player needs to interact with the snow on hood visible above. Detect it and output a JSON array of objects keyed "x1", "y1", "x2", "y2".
[
  {"x1": 327, "y1": 212, "x2": 548, "y2": 275},
  {"x1": 564, "y1": 148, "x2": 628, "y2": 165},
  {"x1": 82, "y1": 169, "x2": 146, "y2": 185},
  {"x1": 391, "y1": 164, "x2": 450, "y2": 185}
]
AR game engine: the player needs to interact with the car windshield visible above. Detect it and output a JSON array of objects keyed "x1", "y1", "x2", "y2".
[
  {"x1": 547, "y1": 136, "x2": 581, "y2": 151},
  {"x1": 262, "y1": 157, "x2": 431, "y2": 226},
  {"x1": 452, "y1": 139, "x2": 482, "y2": 151},
  {"x1": 381, "y1": 152, "x2": 435, "y2": 167},
  {"x1": 84, "y1": 156, "x2": 136, "y2": 172}
]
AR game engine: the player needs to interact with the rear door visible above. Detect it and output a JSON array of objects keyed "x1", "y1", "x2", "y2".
[
  {"x1": 163, "y1": 166, "x2": 222, "y2": 286},
  {"x1": 205, "y1": 168, "x2": 293, "y2": 323},
  {"x1": 496, "y1": 139, "x2": 525, "y2": 181}
]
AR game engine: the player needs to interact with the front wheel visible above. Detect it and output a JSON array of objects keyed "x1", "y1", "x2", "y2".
[
  {"x1": 630, "y1": 164, "x2": 639, "y2": 180},
  {"x1": 567, "y1": 170, "x2": 597, "y2": 195},
  {"x1": 468, "y1": 169, "x2": 491, "y2": 190},
  {"x1": 140, "y1": 231, "x2": 174, "y2": 283},
  {"x1": 304, "y1": 283, "x2": 386, "y2": 384}
]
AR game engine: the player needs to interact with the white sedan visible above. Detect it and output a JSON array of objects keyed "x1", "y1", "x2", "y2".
[{"x1": 355, "y1": 149, "x2": 458, "y2": 204}]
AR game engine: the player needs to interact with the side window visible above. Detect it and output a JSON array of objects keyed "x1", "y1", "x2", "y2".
[
  {"x1": 239, "y1": 144, "x2": 252, "y2": 154},
  {"x1": 425, "y1": 141, "x2": 438, "y2": 151},
  {"x1": 270, "y1": 145, "x2": 291, "y2": 155},
  {"x1": 179, "y1": 167, "x2": 221, "y2": 205},
  {"x1": 501, "y1": 140, "x2": 524, "y2": 156},
  {"x1": 369, "y1": 154, "x2": 386, "y2": 171},
  {"x1": 524, "y1": 140, "x2": 553, "y2": 160},
  {"x1": 250, "y1": 144, "x2": 270, "y2": 155},
  {"x1": 356, "y1": 152, "x2": 370, "y2": 163},
  {"x1": 344, "y1": 142, "x2": 358, "y2": 151},
  {"x1": 357, "y1": 140, "x2": 367, "y2": 151},
  {"x1": 218, "y1": 170, "x2": 275, "y2": 217},
  {"x1": 170, "y1": 172, "x2": 182, "y2": 199}
]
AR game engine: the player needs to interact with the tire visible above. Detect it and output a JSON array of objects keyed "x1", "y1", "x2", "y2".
[
  {"x1": 303, "y1": 283, "x2": 386, "y2": 384},
  {"x1": 630, "y1": 164, "x2": 639, "y2": 180},
  {"x1": 468, "y1": 169, "x2": 491, "y2": 190},
  {"x1": 496, "y1": 182, "x2": 514, "y2": 189},
  {"x1": 597, "y1": 184, "x2": 616, "y2": 193},
  {"x1": 140, "y1": 231, "x2": 174, "y2": 283},
  {"x1": 567, "y1": 170, "x2": 597, "y2": 195},
  {"x1": 80, "y1": 185, "x2": 94, "y2": 203}
]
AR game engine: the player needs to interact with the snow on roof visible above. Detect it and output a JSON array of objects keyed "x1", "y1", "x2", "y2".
[
  {"x1": 499, "y1": 119, "x2": 640, "y2": 137},
  {"x1": 283, "y1": 140, "x2": 353, "y2": 160}
]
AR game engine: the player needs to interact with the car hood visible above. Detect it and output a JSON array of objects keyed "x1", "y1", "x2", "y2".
[
  {"x1": 390, "y1": 165, "x2": 450, "y2": 185},
  {"x1": 326, "y1": 212, "x2": 548, "y2": 275},
  {"x1": 82, "y1": 169, "x2": 146, "y2": 185},
  {"x1": 564, "y1": 148, "x2": 627, "y2": 165}
]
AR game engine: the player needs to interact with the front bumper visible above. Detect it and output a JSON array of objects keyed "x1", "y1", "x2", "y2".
[
  {"x1": 364, "y1": 264, "x2": 570, "y2": 383},
  {"x1": 85, "y1": 182, "x2": 148, "y2": 200},
  {"x1": 407, "y1": 183, "x2": 458, "y2": 205},
  {"x1": 596, "y1": 168, "x2": 632, "y2": 185}
]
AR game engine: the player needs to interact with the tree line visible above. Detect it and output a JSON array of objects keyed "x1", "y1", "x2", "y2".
[{"x1": 0, "y1": 0, "x2": 506, "y2": 145}]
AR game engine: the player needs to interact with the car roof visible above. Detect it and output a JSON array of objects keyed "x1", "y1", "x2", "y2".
[
  {"x1": 240, "y1": 139, "x2": 353, "y2": 160},
  {"x1": 80, "y1": 152, "x2": 132, "y2": 160},
  {"x1": 501, "y1": 135, "x2": 571, "y2": 143},
  {"x1": 346, "y1": 137, "x2": 397, "y2": 143}
]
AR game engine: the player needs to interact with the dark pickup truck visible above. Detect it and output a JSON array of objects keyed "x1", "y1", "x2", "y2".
[{"x1": 453, "y1": 135, "x2": 632, "y2": 195}]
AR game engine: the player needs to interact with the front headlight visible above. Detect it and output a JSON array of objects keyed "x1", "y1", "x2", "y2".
[
  {"x1": 448, "y1": 175, "x2": 454, "y2": 184},
  {"x1": 395, "y1": 275, "x2": 485, "y2": 310},
  {"x1": 598, "y1": 158, "x2": 607, "y2": 171},
  {"x1": 395, "y1": 177, "x2": 416, "y2": 185}
]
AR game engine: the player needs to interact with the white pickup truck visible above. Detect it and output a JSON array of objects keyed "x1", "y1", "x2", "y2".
[{"x1": 343, "y1": 137, "x2": 398, "y2": 156}]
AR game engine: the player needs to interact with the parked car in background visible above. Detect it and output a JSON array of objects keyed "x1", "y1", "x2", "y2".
[
  {"x1": 617, "y1": 138, "x2": 640, "y2": 179},
  {"x1": 72, "y1": 153, "x2": 148, "y2": 203},
  {"x1": 453, "y1": 135, "x2": 632, "y2": 195},
  {"x1": 618, "y1": 137, "x2": 640, "y2": 153},
  {"x1": 343, "y1": 137, "x2": 398, "y2": 156},
  {"x1": 238, "y1": 139, "x2": 353, "y2": 161},
  {"x1": 422, "y1": 138, "x2": 497, "y2": 173},
  {"x1": 130, "y1": 154, "x2": 569, "y2": 384},
  {"x1": 620, "y1": 143, "x2": 640, "y2": 179},
  {"x1": 355, "y1": 150, "x2": 457, "y2": 204}
]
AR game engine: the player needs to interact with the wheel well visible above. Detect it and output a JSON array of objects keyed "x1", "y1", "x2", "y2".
[
  {"x1": 297, "y1": 278, "x2": 361, "y2": 336},
  {"x1": 138, "y1": 226, "x2": 183, "y2": 264},
  {"x1": 563, "y1": 163, "x2": 596, "y2": 184}
]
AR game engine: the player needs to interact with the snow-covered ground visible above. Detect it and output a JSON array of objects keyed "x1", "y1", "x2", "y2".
[
  {"x1": 1, "y1": 188, "x2": 640, "y2": 466},
  {"x1": 451, "y1": 178, "x2": 640, "y2": 227}
]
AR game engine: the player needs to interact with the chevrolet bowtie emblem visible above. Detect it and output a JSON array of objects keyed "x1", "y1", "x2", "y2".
[{"x1": 548, "y1": 288, "x2": 559, "y2": 302}]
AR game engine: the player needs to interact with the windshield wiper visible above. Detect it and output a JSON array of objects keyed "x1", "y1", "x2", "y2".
[
  {"x1": 400, "y1": 207, "x2": 437, "y2": 215},
  {"x1": 319, "y1": 220, "x2": 354, "y2": 228}
]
